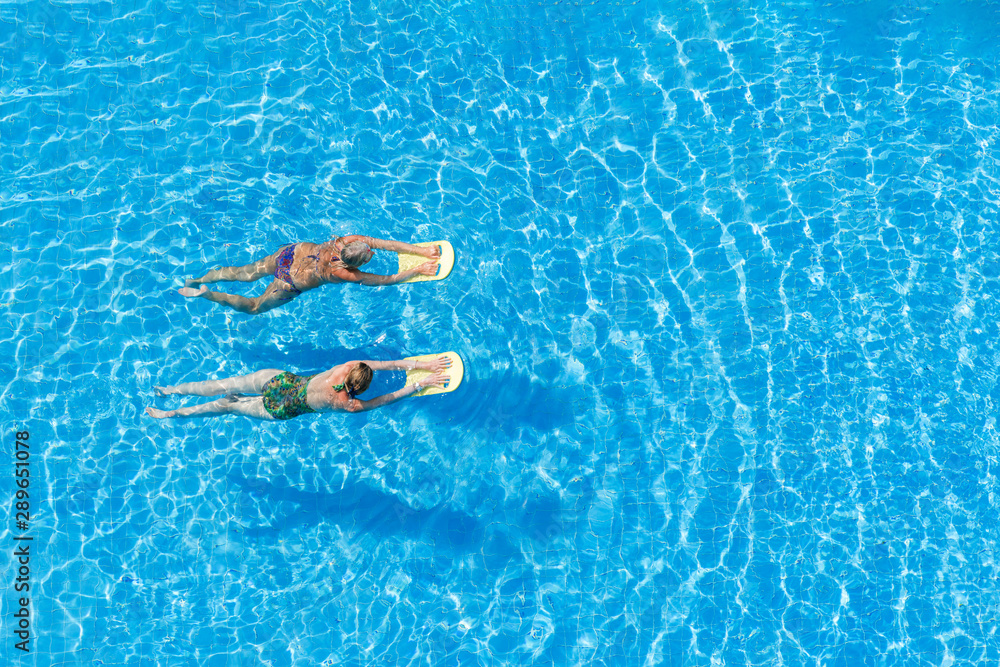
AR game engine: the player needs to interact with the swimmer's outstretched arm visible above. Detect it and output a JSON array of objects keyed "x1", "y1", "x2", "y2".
[
  {"x1": 339, "y1": 234, "x2": 440, "y2": 259},
  {"x1": 344, "y1": 370, "x2": 448, "y2": 413},
  {"x1": 360, "y1": 357, "x2": 452, "y2": 372},
  {"x1": 347, "y1": 264, "x2": 439, "y2": 286}
]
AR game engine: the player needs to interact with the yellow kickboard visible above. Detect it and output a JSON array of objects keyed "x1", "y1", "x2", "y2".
[
  {"x1": 404, "y1": 351, "x2": 464, "y2": 396},
  {"x1": 397, "y1": 240, "x2": 455, "y2": 283}
]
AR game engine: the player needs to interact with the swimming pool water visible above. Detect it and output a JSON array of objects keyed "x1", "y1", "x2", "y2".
[{"x1": 4, "y1": 0, "x2": 1000, "y2": 664}]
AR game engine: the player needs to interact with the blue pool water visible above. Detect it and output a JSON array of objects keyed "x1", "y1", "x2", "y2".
[{"x1": 4, "y1": 0, "x2": 1000, "y2": 664}]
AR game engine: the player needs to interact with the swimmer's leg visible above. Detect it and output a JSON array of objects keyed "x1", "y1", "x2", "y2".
[
  {"x1": 146, "y1": 395, "x2": 273, "y2": 420},
  {"x1": 185, "y1": 250, "x2": 280, "y2": 287},
  {"x1": 156, "y1": 369, "x2": 282, "y2": 397},
  {"x1": 178, "y1": 280, "x2": 295, "y2": 315}
]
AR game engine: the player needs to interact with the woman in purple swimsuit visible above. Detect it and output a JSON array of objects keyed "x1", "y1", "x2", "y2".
[
  {"x1": 179, "y1": 235, "x2": 441, "y2": 315},
  {"x1": 146, "y1": 356, "x2": 452, "y2": 420}
]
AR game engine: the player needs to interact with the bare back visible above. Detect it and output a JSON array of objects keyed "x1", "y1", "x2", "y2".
[{"x1": 303, "y1": 362, "x2": 356, "y2": 412}]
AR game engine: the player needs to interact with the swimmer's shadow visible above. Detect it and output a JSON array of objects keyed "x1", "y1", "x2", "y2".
[
  {"x1": 228, "y1": 473, "x2": 482, "y2": 551},
  {"x1": 416, "y1": 368, "x2": 581, "y2": 438}
]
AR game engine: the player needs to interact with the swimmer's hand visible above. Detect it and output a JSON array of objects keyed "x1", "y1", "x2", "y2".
[
  {"x1": 419, "y1": 355, "x2": 452, "y2": 372},
  {"x1": 423, "y1": 244, "x2": 441, "y2": 259},
  {"x1": 417, "y1": 371, "x2": 449, "y2": 389},
  {"x1": 415, "y1": 260, "x2": 439, "y2": 276}
]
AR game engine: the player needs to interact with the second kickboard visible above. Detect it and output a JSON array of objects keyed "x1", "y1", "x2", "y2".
[
  {"x1": 397, "y1": 240, "x2": 455, "y2": 283},
  {"x1": 404, "y1": 351, "x2": 464, "y2": 396}
]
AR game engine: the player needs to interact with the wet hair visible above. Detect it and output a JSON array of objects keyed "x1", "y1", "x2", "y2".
[
  {"x1": 346, "y1": 363, "x2": 373, "y2": 398},
  {"x1": 341, "y1": 241, "x2": 371, "y2": 268}
]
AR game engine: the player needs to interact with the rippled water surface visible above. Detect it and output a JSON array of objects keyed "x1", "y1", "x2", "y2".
[{"x1": 4, "y1": 0, "x2": 1000, "y2": 664}]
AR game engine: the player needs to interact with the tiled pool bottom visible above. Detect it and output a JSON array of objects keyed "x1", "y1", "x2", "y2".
[{"x1": 5, "y1": 0, "x2": 1000, "y2": 664}]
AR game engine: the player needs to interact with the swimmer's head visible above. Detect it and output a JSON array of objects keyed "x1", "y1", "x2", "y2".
[
  {"x1": 346, "y1": 363, "x2": 374, "y2": 398},
  {"x1": 341, "y1": 242, "x2": 374, "y2": 267}
]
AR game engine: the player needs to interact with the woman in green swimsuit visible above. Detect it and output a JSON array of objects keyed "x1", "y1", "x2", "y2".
[
  {"x1": 145, "y1": 356, "x2": 452, "y2": 420},
  {"x1": 178, "y1": 234, "x2": 441, "y2": 315}
]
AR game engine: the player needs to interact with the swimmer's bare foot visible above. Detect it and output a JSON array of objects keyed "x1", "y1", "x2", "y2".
[
  {"x1": 184, "y1": 278, "x2": 202, "y2": 288},
  {"x1": 154, "y1": 386, "x2": 174, "y2": 396},
  {"x1": 146, "y1": 407, "x2": 174, "y2": 419},
  {"x1": 179, "y1": 285, "x2": 208, "y2": 298}
]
